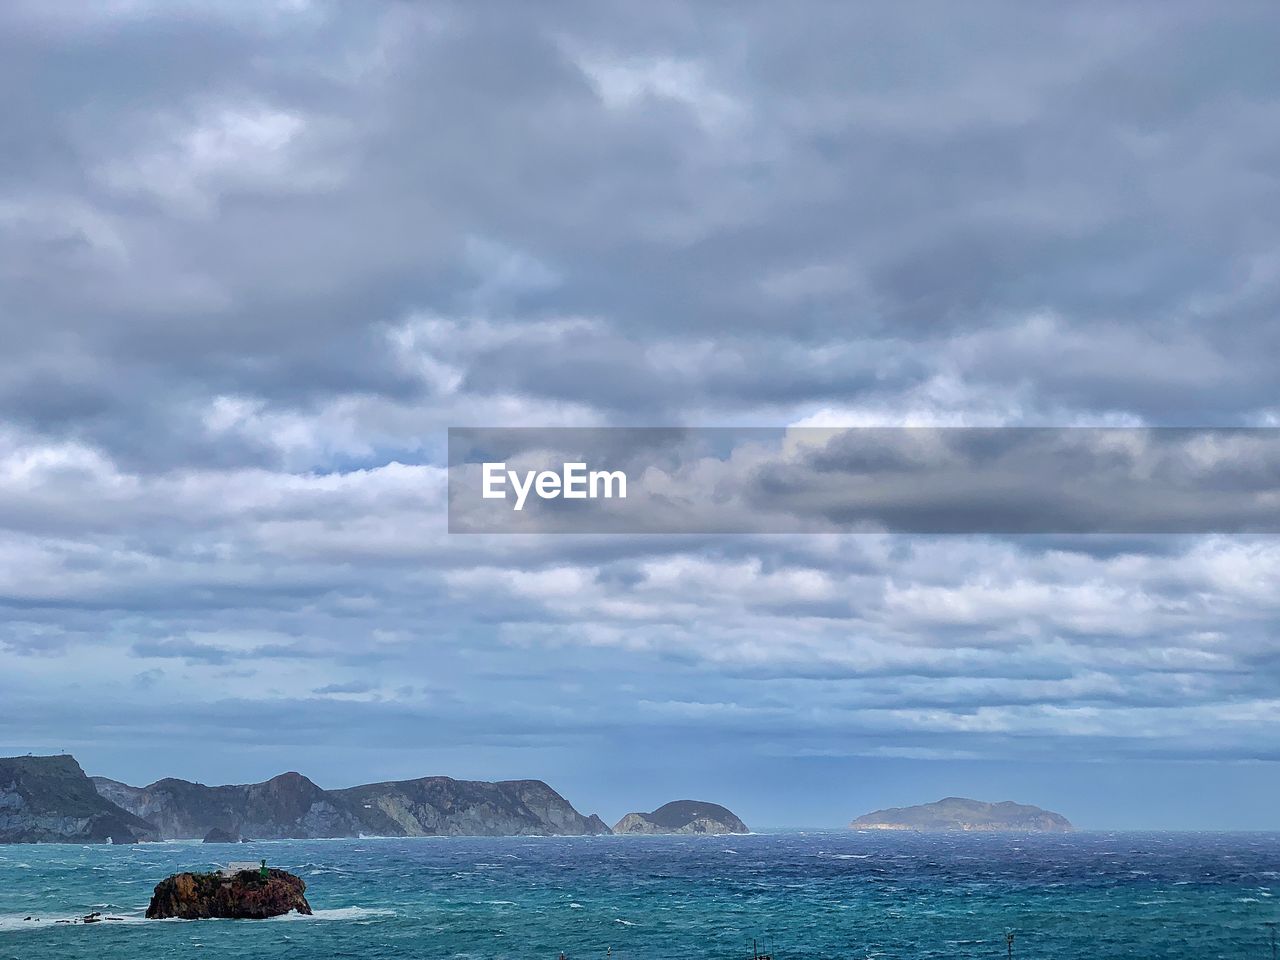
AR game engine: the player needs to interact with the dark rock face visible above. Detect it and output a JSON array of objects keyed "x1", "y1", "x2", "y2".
[
  {"x1": 2, "y1": 753, "x2": 612, "y2": 843},
  {"x1": 613, "y1": 800, "x2": 749, "y2": 835},
  {"x1": 584, "y1": 813, "x2": 611, "y2": 834},
  {"x1": 0, "y1": 755, "x2": 154, "y2": 844},
  {"x1": 332, "y1": 776, "x2": 612, "y2": 837},
  {"x1": 94, "y1": 771, "x2": 365, "y2": 841},
  {"x1": 850, "y1": 797, "x2": 1074, "y2": 832},
  {"x1": 146, "y1": 868, "x2": 312, "y2": 920},
  {"x1": 95, "y1": 768, "x2": 611, "y2": 839}
]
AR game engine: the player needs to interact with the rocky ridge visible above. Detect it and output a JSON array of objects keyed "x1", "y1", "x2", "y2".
[
  {"x1": 92, "y1": 766, "x2": 611, "y2": 839},
  {"x1": 1, "y1": 754, "x2": 612, "y2": 842}
]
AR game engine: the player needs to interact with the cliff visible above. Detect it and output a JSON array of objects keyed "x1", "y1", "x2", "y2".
[
  {"x1": 613, "y1": 799, "x2": 748, "y2": 835},
  {"x1": 849, "y1": 797, "x2": 1073, "y2": 832},
  {"x1": 334, "y1": 776, "x2": 612, "y2": 837},
  {"x1": 2, "y1": 752, "x2": 610, "y2": 842},
  {"x1": 93, "y1": 771, "x2": 366, "y2": 840},
  {"x1": 93, "y1": 769, "x2": 611, "y2": 839},
  {"x1": 0, "y1": 755, "x2": 154, "y2": 843}
]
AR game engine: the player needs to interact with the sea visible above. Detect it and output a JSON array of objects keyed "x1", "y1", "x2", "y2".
[{"x1": 1, "y1": 831, "x2": 1277, "y2": 959}]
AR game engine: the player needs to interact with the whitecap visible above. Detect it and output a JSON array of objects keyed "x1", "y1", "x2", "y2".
[
  {"x1": 275, "y1": 907, "x2": 396, "y2": 922},
  {"x1": 0, "y1": 913, "x2": 148, "y2": 931}
]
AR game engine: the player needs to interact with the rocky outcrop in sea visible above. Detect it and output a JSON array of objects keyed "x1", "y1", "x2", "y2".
[
  {"x1": 613, "y1": 800, "x2": 749, "y2": 835},
  {"x1": 146, "y1": 867, "x2": 312, "y2": 919}
]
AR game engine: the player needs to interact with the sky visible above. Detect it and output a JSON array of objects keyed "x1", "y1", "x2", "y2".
[{"x1": 2, "y1": 0, "x2": 1280, "y2": 830}]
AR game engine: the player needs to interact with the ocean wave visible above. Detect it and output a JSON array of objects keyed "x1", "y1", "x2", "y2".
[
  {"x1": 275, "y1": 907, "x2": 396, "y2": 922},
  {"x1": 0, "y1": 913, "x2": 147, "y2": 932},
  {"x1": 139, "y1": 839, "x2": 204, "y2": 846}
]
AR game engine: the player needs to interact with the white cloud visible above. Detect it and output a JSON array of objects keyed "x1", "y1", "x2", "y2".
[
  {"x1": 95, "y1": 103, "x2": 348, "y2": 216},
  {"x1": 573, "y1": 54, "x2": 747, "y2": 133}
]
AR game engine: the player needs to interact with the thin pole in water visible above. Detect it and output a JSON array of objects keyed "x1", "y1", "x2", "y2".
[{"x1": 1006, "y1": 931, "x2": 1014, "y2": 959}]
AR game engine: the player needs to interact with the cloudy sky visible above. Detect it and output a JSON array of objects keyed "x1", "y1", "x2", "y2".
[{"x1": 3, "y1": 1, "x2": 1280, "y2": 829}]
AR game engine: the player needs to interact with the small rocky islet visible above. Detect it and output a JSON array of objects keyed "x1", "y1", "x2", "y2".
[
  {"x1": 612, "y1": 799, "x2": 749, "y2": 835},
  {"x1": 14, "y1": 862, "x2": 313, "y2": 923},
  {"x1": 146, "y1": 865, "x2": 312, "y2": 920}
]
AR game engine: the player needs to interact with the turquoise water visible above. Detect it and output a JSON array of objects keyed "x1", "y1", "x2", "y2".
[{"x1": 2, "y1": 832, "x2": 1277, "y2": 959}]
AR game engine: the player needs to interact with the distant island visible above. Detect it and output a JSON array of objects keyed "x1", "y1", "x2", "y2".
[
  {"x1": 613, "y1": 800, "x2": 749, "y2": 835},
  {"x1": 1, "y1": 754, "x2": 611, "y2": 843},
  {"x1": 850, "y1": 797, "x2": 1073, "y2": 833}
]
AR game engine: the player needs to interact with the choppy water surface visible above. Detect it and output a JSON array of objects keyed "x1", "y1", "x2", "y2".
[{"x1": 2, "y1": 832, "x2": 1277, "y2": 959}]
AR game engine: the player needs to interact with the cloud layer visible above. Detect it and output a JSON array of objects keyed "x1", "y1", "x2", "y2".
[{"x1": 2, "y1": 1, "x2": 1280, "y2": 825}]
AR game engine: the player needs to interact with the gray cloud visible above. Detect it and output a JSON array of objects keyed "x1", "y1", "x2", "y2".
[
  {"x1": 1, "y1": 1, "x2": 1279, "y2": 825},
  {"x1": 447, "y1": 427, "x2": 1280, "y2": 533}
]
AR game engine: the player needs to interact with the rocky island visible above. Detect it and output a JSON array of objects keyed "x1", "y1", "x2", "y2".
[
  {"x1": 147, "y1": 866, "x2": 312, "y2": 919},
  {"x1": 613, "y1": 800, "x2": 749, "y2": 835},
  {"x1": 850, "y1": 797, "x2": 1073, "y2": 832}
]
